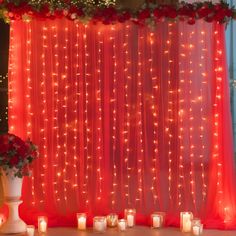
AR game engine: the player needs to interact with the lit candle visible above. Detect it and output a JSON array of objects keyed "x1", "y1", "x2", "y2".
[
  {"x1": 127, "y1": 215, "x2": 134, "y2": 227},
  {"x1": 0, "y1": 214, "x2": 5, "y2": 226},
  {"x1": 106, "y1": 213, "x2": 118, "y2": 227},
  {"x1": 180, "y1": 212, "x2": 193, "y2": 232},
  {"x1": 151, "y1": 212, "x2": 165, "y2": 229},
  {"x1": 192, "y1": 223, "x2": 203, "y2": 235},
  {"x1": 77, "y1": 213, "x2": 86, "y2": 230},
  {"x1": 124, "y1": 209, "x2": 136, "y2": 227},
  {"x1": 118, "y1": 219, "x2": 127, "y2": 231},
  {"x1": 26, "y1": 225, "x2": 35, "y2": 236},
  {"x1": 93, "y1": 216, "x2": 106, "y2": 233},
  {"x1": 38, "y1": 216, "x2": 48, "y2": 233}
]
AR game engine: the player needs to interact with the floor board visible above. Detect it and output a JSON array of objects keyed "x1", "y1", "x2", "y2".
[{"x1": 16, "y1": 226, "x2": 236, "y2": 236}]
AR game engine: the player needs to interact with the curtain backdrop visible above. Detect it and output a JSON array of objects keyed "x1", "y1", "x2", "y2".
[{"x1": 7, "y1": 19, "x2": 236, "y2": 229}]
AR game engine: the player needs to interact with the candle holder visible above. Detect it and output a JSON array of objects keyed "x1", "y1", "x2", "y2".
[
  {"x1": 118, "y1": 219, "x2": 127, "y2": 231},
  {"x1": 192, "y1": 220, "x2": 203, "y2": 236},
  {"x1": 77, "y1": 213, "x2": 87, "y2": 230},
  {"x1": 38, "y1": 216, "x2": 48, "y2": 234},
  {"x1": 93, "y1": 216, "x2": 106, "y2": 233},
  {"x1": 106, "y1": 213, "x2": 118, "y2": 227},
  {"x1": 26, "y1": 225, "x2": 35, "y2": 236},
  {"x1": 151, "y1": 212, "x2": 165, "y2": 229},
  {"x1": 180, "y1": 212, "x2": 193, "y2": 233},
  {"x1": 124, "y1": 209, "x2": 136, "y2": 227}
]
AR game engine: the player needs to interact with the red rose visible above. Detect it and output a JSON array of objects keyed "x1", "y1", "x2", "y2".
[
  {"x1": 187, "y1": 18, "x2": 196, "y2": 25},
  {"x1": 10, "y1": 156, "x2": 20, "y2": 166},
  {"x1": 0, "y1": 134, "x2": 9, "y2": 154},
  {"x1": 165, "y1": 6, "x2": 177, "y2": 19},
  {"x1": 205, "y1": 16, "x2": 214, "y2": 22},
  {"x1": 197, "y1": 6, "x2": 212, "y2": 18},
  {"x1": 118, "y1": 11, "x2": 131, "y2": 23},
  {"x1": 138, "y1": 9, "x2": 150, "y2": 20},
  {"x1": 153, "y1": 8, "x2": 162, "y2": 19},
  {"x1": 54, "y1": 10, "x2": 64, "y2": 18},
  {"x1": 69, "y1": 6, "x2": 84, "y2": 16},
  {"x1": 178, "y1": 6, "x2": 195, "y2": 18},
  {"x1": 214, "y1": 9, "x2": 227, "y2": 21},
  {"x1": 17, "y1": 145, "x2": 28, "y2": 158}
]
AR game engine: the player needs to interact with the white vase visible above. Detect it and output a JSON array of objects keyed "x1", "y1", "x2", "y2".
[{"x1": 0, "y1": 170, "x2": 27, "y2": 234}]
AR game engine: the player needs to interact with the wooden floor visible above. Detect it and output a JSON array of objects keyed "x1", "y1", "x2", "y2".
[{"x1": 16, "y1": 226, "x2": 236, "y2": 236}]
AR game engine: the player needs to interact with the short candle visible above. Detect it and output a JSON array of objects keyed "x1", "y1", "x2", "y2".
[
  {"x1": 124, "y1": 209, "x2": 136, "y2": 227},
  {"x1": 192, "y1": 223, "x2": 203, "y2": 236},
  {"x1": 77, "y1": 213, "x2": 86, "y2": 230},
  {"x1": 26, "y1": 225, "x2": 35, "y2": 236},
  {"x1": 151, "y1": 212, "x2": 165, "y2": 229},
  {"x1": 38, "y1": 216, "x2": 48, "y2": 233},
  {"x1": 93, "y1": 216, "x2": 106, "y2": 233},
  {"x1": 118, "y1": 219, "x2": 127, "y2": 231}
]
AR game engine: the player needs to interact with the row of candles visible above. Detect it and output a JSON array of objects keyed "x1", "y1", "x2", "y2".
[{"x1": 0, "y1": 210, "x2": 203, "y2": 235}]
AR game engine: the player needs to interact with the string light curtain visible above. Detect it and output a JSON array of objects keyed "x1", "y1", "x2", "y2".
[{"x1": 7, "y1": 19, "x2": 236, "y2": 229}]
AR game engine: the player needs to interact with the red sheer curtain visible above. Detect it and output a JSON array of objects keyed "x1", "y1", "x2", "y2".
[{"x1": 7, "y1": 19, "x2": 236, "y2": 229}]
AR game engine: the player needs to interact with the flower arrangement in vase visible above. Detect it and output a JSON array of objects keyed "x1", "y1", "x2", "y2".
[{"x1": 0, "y1": 133, "x2": 38, "y2": 234}]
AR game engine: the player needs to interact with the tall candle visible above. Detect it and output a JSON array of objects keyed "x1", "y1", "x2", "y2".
[
  {"x1": 124, "y1": 209, "x2": 136, "y2": 228},
  {"x1": 77, "y1": 213, "x2": 86, "y2": 230},
  {"x1": 0, "y1": 214, "x2": 5, "y2": 226},
  {"x1": 127, "y1": 215, "x2": 134, "y2": 227},
  {"x1": 180, "y1": 212, "x2": 193, "y2": 233},
  {"x1": 153, "y1": 216, "x2": 161, "y2": 228},
  {"x1": 38, "y1": 216, "x2": 48, "y2": 233}
]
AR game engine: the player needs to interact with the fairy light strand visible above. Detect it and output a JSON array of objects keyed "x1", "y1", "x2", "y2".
[
  {"x1": 40, "y1": 24, "x2": 48, "y2": 204},
  {"x1": 25, "y1": 22, "x2": 35, "y2": 205},
  {"x1": 83, "y1": 24, "x2": 90, "y2": 207},
  {"x1": 199, "y1": 28, "x2": 207, "y2": 201},
  {"x1": 149, "y1": 31, "x2": 159, "y2": 206},
  {"x1": 188, "y1": 30, "x2": 197, "y2": 210},
  {"x1": 135, "y1": 28, "x2": 145, "y2": 205},
  {"x1": 178, "y1": 30, "x2": 185, "y2": 207},
  {"x1": 52, "y1": 24, "x2": 61, "y2": 203},
  {"x1": 166, "y1": 22, "x2": 173, "y2": 203},
  {"x1": 96, "y1": 29, "x2": 103, "y2": 201},
  {"x1": 123, "y1": 23, "x2": 131, "y2": 206},
  {"x1": 110, "y1": 25, "x2": 118, "y2": 208}
]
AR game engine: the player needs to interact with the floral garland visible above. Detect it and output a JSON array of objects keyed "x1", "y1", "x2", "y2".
[{"x1": 0, "y1": 0, "x2": 235, "y2": 25}]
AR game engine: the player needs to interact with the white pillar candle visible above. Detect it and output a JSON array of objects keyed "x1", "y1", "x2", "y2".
[
  {"x1": 180, "y1": 212, "x2": 193, "y2": 233},
  {"x1": 127, "y1": 214, "x2": 134, "y2": 227},
  {"x1": 26, "y1": 225, "x2": 35, "y2": 236},
  {"x1": 0, "y1": 214, "x2": 5, "y2": 226},
  {"x1": 38, "y1": 216, "x2": 48, "y2": 233},
  {"x1": 193, "y1": 225, "x2": 200, "y2": 236},
  {"x1": 118, "y1": 219, "x2": 127, "y2": 231},
  {"x1": 93, "y1": 216, "x2": 106, "y2": 233},
  {"x1": 153, "y1": 216, "x2": 161, "y2": 228},
  {"x1": 183, "y1": 220, "x2": 192, "y2": 232},
  {"x1": 124, "y1": 209, "x2": 136, "y2": 227},
  {"x1": 192, "y1": 223, "x2": 203, "y2": 235},
  {"x1": 77, "y1": 213, "x2": 86, "y2": 230}
]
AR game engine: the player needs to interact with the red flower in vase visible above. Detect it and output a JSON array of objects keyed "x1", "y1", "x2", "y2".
[{"x1": 0, "y1": 133, "x2": 38, "y2": 178}]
